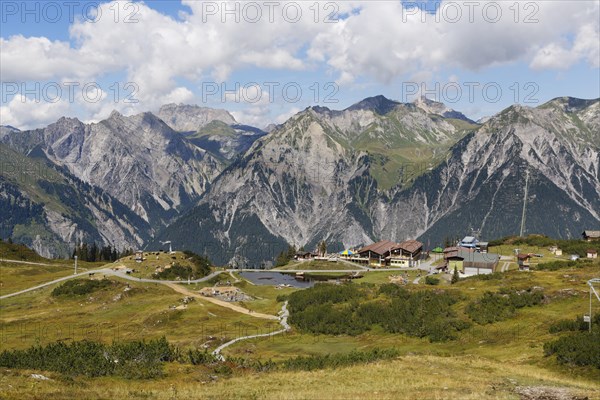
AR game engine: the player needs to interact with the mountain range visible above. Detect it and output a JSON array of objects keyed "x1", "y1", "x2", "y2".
[{"x1": 1, "y1": 96, "x2": 598, "y2": 263}]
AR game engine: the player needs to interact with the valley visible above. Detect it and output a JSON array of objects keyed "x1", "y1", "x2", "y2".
[{"x1": 0, "y1": 236, "x2": 599, "y2": 399}]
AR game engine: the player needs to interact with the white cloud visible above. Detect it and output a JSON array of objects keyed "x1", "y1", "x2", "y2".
[
  {"x1": 0, "y1": 94, "x2": 70, "y2": 130},
  {"x1": 0, "y1": 0, "x2": 598, "y2": 126},
  {"x1": 309, "y1": 1, "x2": 599, "y2": 83},
  {"x1": 531, "y1": 23, "x2": 600, "y2": 70}
]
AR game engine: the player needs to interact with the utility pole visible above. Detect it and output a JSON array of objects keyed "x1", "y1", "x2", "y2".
[
  {"x1": 519, "y1": 169, "x2": 529, "y2": 237},
  {"x1": 588, "y1": 279, "x2": 600, "y2": 332},
  {"x1": 74, "y1": 255, "x2": 78, "y2": 275}
]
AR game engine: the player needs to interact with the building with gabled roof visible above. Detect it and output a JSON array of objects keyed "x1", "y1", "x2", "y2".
[
  {"x1": 582, "y1": 231, "x2": 600, "y2": 241},
  {"x1": 357, "y1": 240, "x2": 397, "y2": 267},
  {"x1": 389, "y1": 240, "x2": 424, "y2": 267},
  {"x1": 440, "y1": 247, "x2": 499, "y2": 276}
]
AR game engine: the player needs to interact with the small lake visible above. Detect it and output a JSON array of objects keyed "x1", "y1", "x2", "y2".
[{"x1": 239, "y1": 271, "x2": 317, "y2": 288}]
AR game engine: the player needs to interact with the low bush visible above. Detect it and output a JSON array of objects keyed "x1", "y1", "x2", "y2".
[
  {"x1": 544, "y1": 330, "x2": 600, "y2": 368},
  {"x1": 51, "y1": 279, "x2": 114, "y2": 297},
  {"x1": 0, "y1": 337, "x2": 175, "y2": 379},
  {"x1": 466, "y1": 288, "x2": 545, "y2": 324},
  {"x1": 288, "y1": 284, "x2": 469, "y2": 341},
  {"x1": 182, "y1": 250, "x2": 212, "y2": 277},
  {"x1": 535, "y1": 259, "x2": 592, "y2": 271},
  {"x1": 154, "y1": 263, "x2": 194, "y2": 280},
  {"x1": 187, "y1": 349, "x2": 218, "y2": 365},
  {"x1": 425, "y1": 276, "x2": 440, "y2": 285},
  {"x1": 280, "y1": 348, "x2": 399, "y2": 371},
  {"x1": 464, "y1": 272, "x2": 504, "y2": 281},
  {"x1": 548, "y1": 315, "x2": 600, "y2": 333}
]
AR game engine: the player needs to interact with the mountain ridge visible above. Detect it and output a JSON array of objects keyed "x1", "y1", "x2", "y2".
[
  {"x1": 153, "y1": 96, "x2": 600, "y2": 265},
  {"x1": 2, "y1": 95, "x2": 598, "y2": 262}
]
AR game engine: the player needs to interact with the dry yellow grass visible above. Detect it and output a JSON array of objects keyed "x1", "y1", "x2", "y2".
[{"x1": 1, "y1": 354, "x2": 598, "y2": 400}]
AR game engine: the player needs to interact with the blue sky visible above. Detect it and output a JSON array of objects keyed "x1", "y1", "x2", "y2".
[{"x1": 1, "y1": 0, "x2": 599, "y2": 129}]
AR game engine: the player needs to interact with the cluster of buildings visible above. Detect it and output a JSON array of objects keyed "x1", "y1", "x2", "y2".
[
  {"x1": 352, "y1": 240, "x2": 424, "y2": 268},
  {"x1": 438, "y1": 236, "x2": 499, "y2": 276},
  {"x1": 292, "y1": 230, "x2": 600, "y2": 277},
  {"x1": 295, "y1": 239, "x2": 425, "y2": 268}
]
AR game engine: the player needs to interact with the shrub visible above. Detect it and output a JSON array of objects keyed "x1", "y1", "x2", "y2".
[
  {"x1": 0, "y1": 337, "x2": 175, "y2": 379},
  {"x1": 275, "y1": 294, "x2": 288, "y2": 303},
  {"x1": 188, "y1": 349, "x2": 218, "y2": 365},
  {"x1": 182, "y1": 250, "x2": 212, "y2": 277},
  {"x1": 51, "y1": 279, "x2": 114, "y2": 297},
  {"x1": 287, "y1": 283, "x2": 363, "y2": 314},
  {"x1": 536, "y1": 259, "x2": 591, "y2": 271},
  {"x1": 451, "y1": 268, "x2": 459, "y2": 284},
  {"x1": 466, "y1": 288, "x2": 545, "y2": 324},
  {"x1": 465, "y1": 272, "x2": 504, "y2": 281},
  {"x1": 378, "y1": 283, "x2": 410, "y2": 299},
  {"x1": 154, "y1": 263, "x2": 193, "y2": 280},
  {"x1": 280, "y1": 348, "x2": 399, "y2": 371},
  {"x1": 425, "y1": 276, "x2": 440, "y2": 285},
  {"x1": 287, "y1": 284, "x2": 468, "y2": 342},
  {"x1": 544, "y1": 330, "x2": 600, "y2": 368},
  {"x1": 466, "y1": 292, "x2": 516, "y2": 324},
  {"x1": 549, "y1": 315, "x2": 600, "y2": 333},
  {"x1": 289, "y1": 303, "x2": 367, "y2": 335}
]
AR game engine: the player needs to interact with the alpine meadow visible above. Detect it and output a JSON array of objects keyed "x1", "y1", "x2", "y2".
[{"x1": 1, "y1": 1, "x2": 599, "y2": 400}]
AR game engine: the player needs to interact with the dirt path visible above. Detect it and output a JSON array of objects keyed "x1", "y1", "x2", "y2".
[
  {"x1": 0, "y1": 267, "x2": 277, "y2": 321},
  {"x1": 213, "y1": 301, "x2": 290, "y2": 361},
  {"x1": 0, "y1": 259, "x2": 63, "y2": 267},
  {"x1": 163, "y1": 282, "x2": 277, "y2": 320}
]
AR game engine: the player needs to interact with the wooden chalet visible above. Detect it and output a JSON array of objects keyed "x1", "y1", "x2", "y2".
[
  {"x1": 582, "y1": 230, "x2": 600, "y2": 241},
  {"x1": 357, "y1": 240, "x2": 397, "y2": 267},
  {"x1": 389, "y1": 240, "x2": 423, "y2": 267}
]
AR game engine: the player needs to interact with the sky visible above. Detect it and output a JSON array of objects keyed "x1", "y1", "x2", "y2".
[{"x1": 1, "y1": 0, "x2": 599, "y2": 130}]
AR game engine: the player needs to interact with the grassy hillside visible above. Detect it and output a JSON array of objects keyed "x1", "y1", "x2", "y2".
[
  {"x1": 112, "y1": 250, "x2": 213, "y2": 280},
  {"x1": 0, "y1": 242, "x2": 598, "y2": 399},
  {"x1": 0, "y1": 144, "x2": 151, "y2": 257},
  {"x1": 0, "y1": 354, "x2": 597, "y2": 400},
  {"x1": 0, "y1": 239, "x2": 48, "y2": 262}
]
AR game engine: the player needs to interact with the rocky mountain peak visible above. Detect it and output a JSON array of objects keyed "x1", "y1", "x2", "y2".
[
  {"x1": 157, "y1": 103, "x2": 236, "y2": 132},
  {"x1": 108, "y1": 109, "x2": 123, "y2": 119},
  {"x1": 413, "y1": 96, "x2": 475, "y2": 123},
  {"x1": 0, "y1": 125, "x2": 21, "y2": 139},
  {"x1": 544, "y1": 96, "x2": 599, "y2": 113},
  {"x1": 345, "y1": 95, "x2": 400, "y2": 115}
]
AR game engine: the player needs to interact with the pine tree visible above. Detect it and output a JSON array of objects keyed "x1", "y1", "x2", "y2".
[
  {"x1": 451, "y1": 267, "x2": 460, "y2": 284},
  {"x1": 318, "y1": 240, "x2": 327, "y2": 256}
]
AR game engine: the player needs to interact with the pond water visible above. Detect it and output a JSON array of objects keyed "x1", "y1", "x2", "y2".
[{"x1": 239, "y1": 271, "x2": 317, "y2": 288}]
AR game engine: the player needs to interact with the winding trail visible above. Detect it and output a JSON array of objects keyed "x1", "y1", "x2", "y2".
[
  {"x1": 0, "y1": 259, "x2": 60, "y2": 267},
  {"x1": 0, "y1": 269, "x2": 104, "y2": 299},
  {"x1": 1, "y1": 261, "x2": 436, "y2": 300},
  {"x1": 1, "y1": 267, "x2": 277, "y2": 321},
  {"x1": 0, "y1": 268, "x2": 224, "y2": 300},
  {"x1": 212, "y1": 301, "x2": 290, "y2": 361}
]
